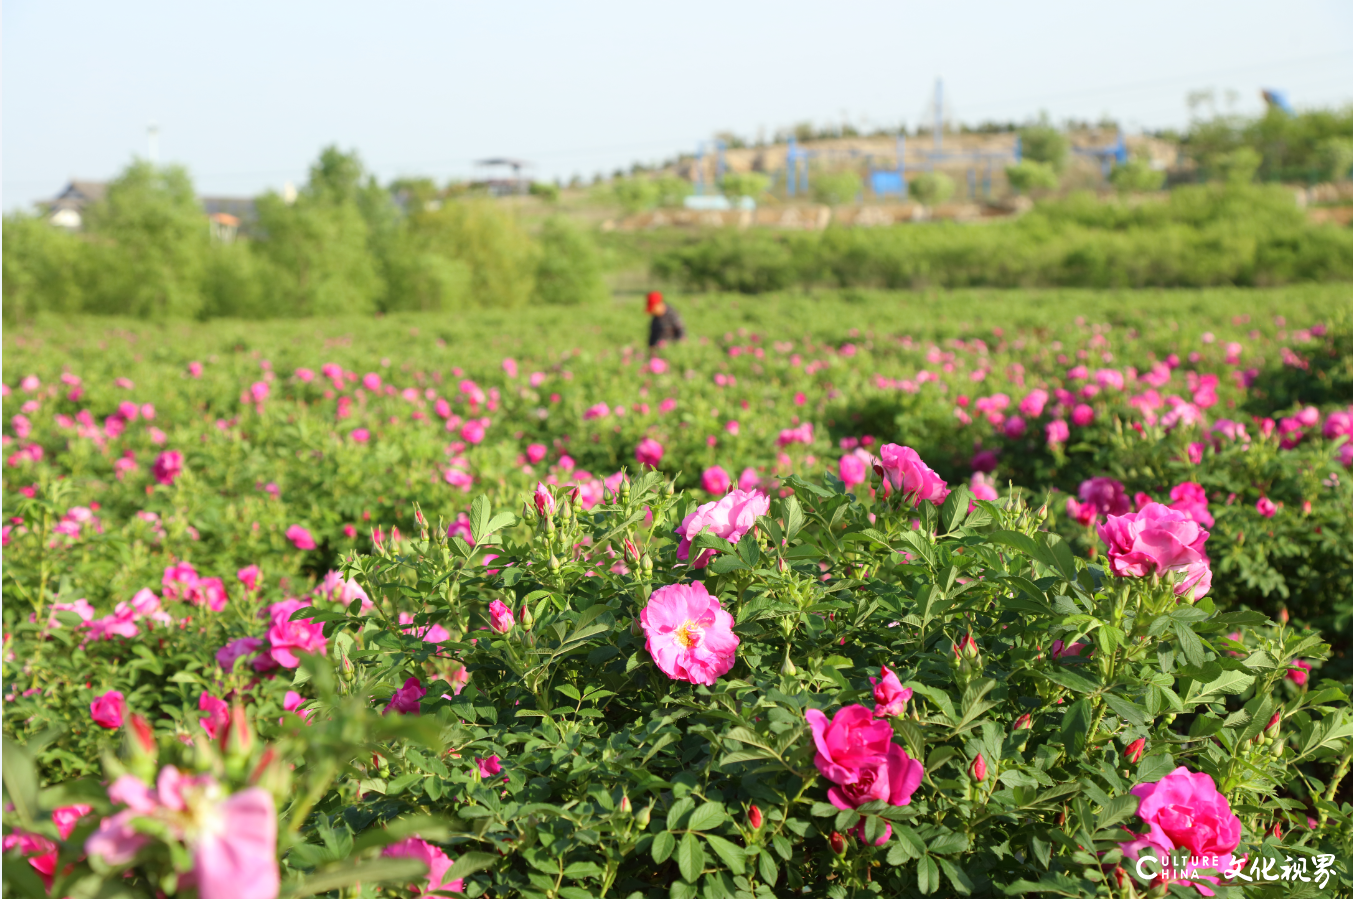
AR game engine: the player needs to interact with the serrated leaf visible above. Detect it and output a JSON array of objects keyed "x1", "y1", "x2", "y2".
[
  {"x1": 652, "y1": 830, "x2": 675, "y2": 863},
  {"x1": 686, "y1": 802, "x2": 725, "y2": 832},
  {"x1": 677, "y1": 832, "x2": 703, "y2": 883},
  {"x1": 917, "y1": 855, "x2": 940, "y2": 894},
  {"x1": 702, "y1": 834, "x2": 745, "y2": 875}
]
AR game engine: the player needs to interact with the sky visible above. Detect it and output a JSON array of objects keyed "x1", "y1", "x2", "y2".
[{"x1": 4, "y1": 0, "x2": 1353, "y2": 211}]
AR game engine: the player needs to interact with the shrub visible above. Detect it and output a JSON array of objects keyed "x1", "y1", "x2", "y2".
[
  {"x1": 534, "y1": 217, "x2": 607, "y2": 305},
  {"x1": 907, "y1": 172, "x2": 955, "y2": 207},
  {"x1": 812, "y1": 171, "x2": 863, "y2": 206},
  {"x1": 1108, "y1": 159, "x2": 1166, "y2": 194},
  {"x1": 720, "y1": 171, "x2": 771, "y2": 203},
  {"x1": 1006, "y1": 161, "x2": 1060, "y2": 194}
]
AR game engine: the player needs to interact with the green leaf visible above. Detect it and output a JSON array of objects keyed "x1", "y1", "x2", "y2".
[
  {"x1": 928, "y1": 831, "x2": 970, "y2": 855},
  {"x1": 652, "y1": 830, "x2": 676, "y2": 864},
  {"x1": 1, "y1": 737, "x2": 39, "y2": 826},
  {"x1": 783, "y1": 496, "x2": 806, "y2": 540},
  {"x1": 1060, "y1": 698, "x2": 1093, "y2": 755},
  {"x1": 1103, "y1": 693, "x2": 1148, "y2": 727},
  {"x1": 441, "y1": 851, "x2": 498, "y2": 884},
  {"x1": 669, "y1": 881, "x2": 697, "y2": 899},
  {"x1": 1095, "y1": 794, "x2": 1138, "y2": 830},
  {"x1": 677, "y1": 832, "x2": 704, "y2": 883},
  {"x1": 469, "y1": 495, "x2": 491, "y2": 544},
  {"x1": 1173, "y1": 622, "x2": 1206, "y2": 668},
  {"x1": 284, "y1": 858, "x2": 429, "y2": 897},
  {"x1": 937, "y1": 858, "x2": 975, "y2": 895},
  {"x1": 1191, "y1": 670, "x2": 1256, "y2": 705},
  {"x1": 702, "y1": 834, "x2": 746, "y2": 875},
  {"x1": 686, "y1": 802, "x2": 726, "y2": 832},
  {"x1": 917, "y1": 855, "x2": 940, "y2": 894},
  {"x1": 1039, "y1": 666, "x2": 1100, "y2": 695},
  {"x1": 707, "y1": 553, "x2": 748, "y2": 574},
  {"x1": 757, "y1": 850, "x2": 778, "y2": 885}
]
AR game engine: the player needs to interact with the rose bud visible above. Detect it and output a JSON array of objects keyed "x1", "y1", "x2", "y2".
[
  {"x1": 971, "y1": 753, "x2": 988, "y2": 782},
  {"x1": 828, "y1": 831, "x2": 846, "y2": 855},
  {"x1": 1013, "y1": 713, "x2": 1033, "y2": 731},
  {"x1": 748, "y1": 805, "x2": 763, "y2": 830},
  {"x1": 1124, "y1": 738, "x2": 1146, "y2": 765}
]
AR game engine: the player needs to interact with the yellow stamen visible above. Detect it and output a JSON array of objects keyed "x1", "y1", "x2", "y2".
[{"x1": 675, "y1": 620, "x2": 702, "y2": 648}]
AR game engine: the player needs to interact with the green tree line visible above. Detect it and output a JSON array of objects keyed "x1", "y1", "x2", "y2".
[{"x1": 3, "y1": 147, "x2": 608, "y2": 321}]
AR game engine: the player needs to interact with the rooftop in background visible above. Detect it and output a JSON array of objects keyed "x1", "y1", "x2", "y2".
[{"x1": 38, "y1": 180, "x2": 256, "y2": 230}]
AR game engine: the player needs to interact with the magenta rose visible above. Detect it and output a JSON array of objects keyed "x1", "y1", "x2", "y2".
[
  {"x1": 264, "y1": 607, "x2": 327, "y2": 668},
  {"x1": 1078, "y1": 476, "x2": 1130, "y2": 517},
  {"x1": 873, "y1": 444, "x2": 948, "y2": 507},
  {"x1": 1097, "y1": 502, "x2": 1212, "y2": 599},
  {"x1": 1168, "y1": 481, "x2": 1214, "y2": 528},
  {"x1": 805, "y1": 705, "x2": 924, "y2": 810},
  {"x1": 1121, "y1": 766, "x2": 1242, "y2": 890},
  {"x1": 869, "y1": 664, "x2": 913, "y2": 718},
  {"x1": 675, "y1": 488, "x2": 770, "y2": 568}
]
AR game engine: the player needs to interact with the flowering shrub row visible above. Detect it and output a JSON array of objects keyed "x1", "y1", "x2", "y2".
[{"x1": 4, "y1": 298, "x2": 1353, "y2": 897}]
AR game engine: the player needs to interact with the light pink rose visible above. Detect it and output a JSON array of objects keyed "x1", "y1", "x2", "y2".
[
  {"x1": 1019, "y1": 389, "x2": 1048, "y2": 418},
  {"x1": 199, "y1": 692, "x2": 230, "y2": 739},
  {"x1": 1046, "y1": 419, "x2": 1069, "y2": 445},
  {"x1": 838, "y1": 453, "x2": 867, "y2": 488},
  {"x1": 873, "y1": 444, "x2": 948, "y2": 507},
  {"x1": 237, "y1": 565, "x2": 261, "y2": 591},
  {"x1": 1168, "y1": 482, "x2": 1214, "y2": 528},
  {"x1": 640, "y1": 581, "x2": 739, "y2": 685},
  {"x1": 805, "y1": 705, "x2": 924, "y2": 809},
  {"x1": 194, "y1": 788, "x2": 279, "y2": 899},
  {"x1": 675, "y1": 489, "x2": 770, "y2": 568},
  {"x1": 1097, "y1": 502, "x2": 1212, "y2": 599}
]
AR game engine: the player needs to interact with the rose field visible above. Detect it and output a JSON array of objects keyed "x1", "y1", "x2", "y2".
[{"x1": 5, "y1": 284, "x2": 1353, "y2": 899}]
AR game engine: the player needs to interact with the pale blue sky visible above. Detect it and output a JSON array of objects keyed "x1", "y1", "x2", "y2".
[{"x1": 4, "y1": 0, "x2": 1352, "y2": 211}]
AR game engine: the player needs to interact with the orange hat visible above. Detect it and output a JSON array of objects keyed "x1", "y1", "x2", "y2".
[{"x1": 645, "y1": 291, "x2": 664, "y2": 314}]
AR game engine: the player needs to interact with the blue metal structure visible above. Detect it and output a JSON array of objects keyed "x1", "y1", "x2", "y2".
[
  {"x1": 1072, "y1": 132, "x2": 1128, "y2": 178},
  {"x1": 1262, "y1": 89, "x2": 1295, "y2": 116},
  {"x1": 693, "y1": 139, "x2": 728, "y2": 196}
]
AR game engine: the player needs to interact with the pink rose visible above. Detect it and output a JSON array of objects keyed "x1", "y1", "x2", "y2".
[
  {"x1": 1121, "y1": 766, "x2": 1242, "y2": 891},
  {"x1": 265, "y1": 607, "x2": 327, "y2": 668},
  {"x1": 635, "y1": 437, "x2": 664, "y2": 468},
  {"x1": 1046, "y1": 419, "x2": 1069, "y2": 445},
  {"x1": 216, "y1": 637, "x2": 265, "y2": 671},
  {"x1": 381, "y1": 838, "x2": 464, "y2": 895},
  {"x1": 1168, "y1": 482, "x2": 1214, "y2": 528},
  {"x1": 1019, "y1": 389, "x2": 1048, "y2": 418},
  {"x1": 1097, "y1": 502, "x2": 1212, "y2": 599},
  {"x1": 285, "y1": 525, "x2": 316, "y2": 550},
  {"x1": 1078, "y1": 476, "x2": 1130, "y2": 517},
  {"x1": 152, "y1": 450, "x2": 184, "y2": 486},
  {"x1": 533, "y1": 482, "x2": 556, "y2": 517},
  {"x1": 640, "y1": 581, "x2": 739, "y2": 685},
  {"x1": 476, "y1": 755, "x2": 503, "y2": 779},
  {"x1": 384, "y1": 676, "x2": 426, "y2": 715},
  {"x1": 1071, "y1": 404, "x2": 1095, "y2": 427},
  {"x1": 701, "y1": 465, "x2": 731, "y2": 495},
  {"x1": 805, "y1": 705, "x2": 924, "y2": 809},
  {"x1": 90, "y1": 690, "x2": 126, "y2": 729},
  {"x1": 488, "y1": 599, "x2": 515, "y2": 634},
  {"x1": 1256, "y1": 496, "x2": 1277, "y2": 518},
  {"x1": 838, "y1": 453, "x2": 868, "y2": 488},
  {"x1": 1323, "y1": 410, "x2": 1353, "y2": 440},
  {"x1": 873, "y1": 444, "x2": 947, "y2": 507},
  {"x1": 870, "y1": 664, "x2": 913, "y2": 718},
  {"x1": 236, "y1": 565, "x2": 261, "y2": 591},
  {"x1": 526, "y1": 443, "x2": 547, "y2": 464},
  {"x1": 675, "y1": 489, "x2": 770, "y2": 568},
  {"x1": 199, "y1": 692, "x2": 230, "y2": 739},
  {"x1": 1287, "y1": 660, "x2": 1311, "y2": 686}
]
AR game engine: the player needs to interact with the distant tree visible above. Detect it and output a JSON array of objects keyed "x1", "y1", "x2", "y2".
[
  {"x1": 529, "y1": 181, "x2": 561, "y2": 203},
  {"x1": 654, "y1": 176, "x2": 693, "y2": 208},
  {"x1": 253, "y1": 190, "x2": 382, "y2": 316},
  {"x1": 719, "y1": 171, "x2": 770, "y2": 202},
  {"x1": 82, "y1": 160, "x2": 210, "y2": 318},
  {"x1": 1108, "y1": 158, "x2": 1166, "y2": 193},
  {"x1": 1, "y1": 213, "x2": 88, "y2": 320},
  {"x1": 1213, "y1": 146, "x2": 1262, "y2": 185},
  {"x1": 535, "y1": 217, "x2": 606, "y2": 305},
  {"x1": 407, "y1": 200, "x2": 537, "y2": 309},
  {"x1": 908, "y1": 171, "x2": 955, "y2": 207},
  {"x1": 1018, "y1": 117, "x2": 1070, "y2": 172},
  {"x1": 1317, "y1": 137, "x2": 1353, "y2": 182},
  {"x1": 812, "y1": 170, "x2": 863, "y2": 206},
  {"x1": 611, "y1": 177, "x2": 661, "y2": 213},
  {"x1": 1005, "y1": 160, "x2": 1060, "y2": 194}
]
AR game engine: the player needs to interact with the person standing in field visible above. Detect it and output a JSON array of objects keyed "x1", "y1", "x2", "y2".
[{"x1": 646, "y1": 291, "x2": 686, "y2": 350}]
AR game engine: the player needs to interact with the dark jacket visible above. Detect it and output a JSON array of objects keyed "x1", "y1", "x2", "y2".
[{"x1": 648, "y1": 305, "x2": 686, "y2": 348}]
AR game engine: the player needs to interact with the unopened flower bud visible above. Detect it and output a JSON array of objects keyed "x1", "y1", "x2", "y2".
[
  {"x1": 1265, "y1": 711, "x2": 1281, "y2": 737},
  {"x1": 641, "y1": 554, "x2": 653, "y2": 574},
  {"x1": 955, "y1": 632, "x2": 979, "y2": 660},
  {"x1": 1279, "y1": 607, "x2": 1290, "y2": 624},
  {"x1": 623, "y1": 537, "x2": 641, "y2": 566},
  {"x1": 1037, "y1": 505, "x2": 1048, "y2": 522},
  {"x1": 1013, "y1": 713, "x2": 1033, "y2": 731},
  {"x1": 631, "y1": 617, "x2": 643, "y2": 637},
  {"x1": 635, "y1": 802, "x2": 652, "y2": 828},
  {"x1": 521, "y1": 603, "x2": 534, "y2": 629},
  {"x1": 620, "y1": 795, "x2": 632, "y2": 814},
  {"x1": 971, "y1": 753, "x2": 988, "y2": 782},
  {"x1": 549, "y1": 555, "x2": 561, "y2": 572},
  {"x1": 748, "y1": 804, "x2": 763, "y2": 830},
  {"x1": 1271, "y1": 739, "x2": 1284, "y2": 758},
  {"x1": 780, "y1": 654, "x2": 797, "y2": 676},
  {"x1": 225, "y1": 704, "x2": 254, "y2": 756},
  {"x1": 534, "y1": 482, "x2": 556, "y2": 518},
  {"x1": 619, "y1": 479, "x2": 631, "y2": 503},
  {"x1": 1124, "y1": 737, "x2": 1145, "y2": 765},
  {"x1": 664, "y1": 481, "x2": 675, "y2": 496},
  {"x1": 828, "y1": 831, "x2": 846, "y2": 855}
]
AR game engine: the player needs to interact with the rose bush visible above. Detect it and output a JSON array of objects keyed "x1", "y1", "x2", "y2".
[{"x1": 5, "y1": 294, "x2": 1353, "y2": 897}]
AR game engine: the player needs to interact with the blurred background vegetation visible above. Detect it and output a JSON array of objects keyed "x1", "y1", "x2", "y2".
[{"x1": 5, "y1": 104, "x2": 1353, "y2": 322}]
